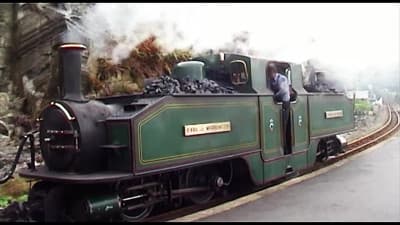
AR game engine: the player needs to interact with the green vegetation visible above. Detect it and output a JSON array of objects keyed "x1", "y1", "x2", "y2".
[
  {"x1": 16, "y1": 194, "x2": 28, "y2": 202},
  {"x1": 0, "y1": 196, "x2": 12, "y2": 208},
  {"x1": 354, "y1": 99, "x2": 373, "y2": 114},
  {"x1": 0, "y1": 194, "x2": 27, "y2": 208},
  {"x1": 0, "y1": 176, "x2": 30, "y2": 207}
]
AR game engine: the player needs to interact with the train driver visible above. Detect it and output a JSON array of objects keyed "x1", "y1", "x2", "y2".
[
  {"x1": 267, "y1": 63, "x2": 291, "y2": 155},
  {"x1": 268, "y1": 63, "x2": 290, "y2": 103}
]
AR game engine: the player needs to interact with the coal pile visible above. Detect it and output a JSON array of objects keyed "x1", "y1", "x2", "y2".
[
  {"x1": 180, "y1": 77, "x2": 236, "y2": 94},
  {"x1": 143, "y1": 75, "x2": 236, "y2": 95}
]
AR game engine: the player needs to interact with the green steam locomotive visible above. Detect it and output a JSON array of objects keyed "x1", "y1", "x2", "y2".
[{"x1": 6, "y1": 41, "x2": 354, "y2": 221}]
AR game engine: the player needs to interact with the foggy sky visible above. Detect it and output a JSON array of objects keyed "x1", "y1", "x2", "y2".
[{"x1": 81, "y1": 3, "x2": 399, "y2": 90}]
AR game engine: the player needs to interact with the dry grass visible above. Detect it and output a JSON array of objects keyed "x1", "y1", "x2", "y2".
[
  {"x1": 0, "y1": 176, "x2": 30, "y2": 198},
  {"x1": 88, "y1": 35, "x2": 192, "y2": 97}
]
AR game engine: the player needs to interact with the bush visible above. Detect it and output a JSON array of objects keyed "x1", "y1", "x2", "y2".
[
  {"x1": 355, "y1": 99, "x2": 372, "y2": 114},
  {"x1": 89, "y1": 36, "x2": 192, "y2": 97}
]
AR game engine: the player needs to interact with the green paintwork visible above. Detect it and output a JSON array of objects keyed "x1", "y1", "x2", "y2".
[
  {"x1": 259, "y1": 97, "x2": 282, "y2": 158},
  {"x1": 244, "y1": 153, "x2": 264, "y2": 184},
  {"x1": 107, "y1": 123, "x2": 131, "y2": 171},
  {"x1": 289, "y1": 63, "x2": 305, "y2": 92},
  {"x1": 288, "y1": 152, "x2": 308, "y2": 170},
  {"x1": 250, "y1": 58, "x2": 269, "y2": 93},
  {"x1": 137, "y1": 97, "x2": 259, "y2": 167},
  {"x1": 258, "y1": 97, "x2": 287, "y2": 183},
  {"x1": 263, "y1": 158, "x2": 287, "y2": 181},
  {"x1": 287, "y1": 95, "x2": 310, "y2": 170},
  {"x1": 259, "y1": 95, "x2": 310, "y2": 182},
  {"x1": 291, "y1": 96, "x2": 309, "y2": 151},
  {"x1": 309, "y1": 94, "x2": 354, "y2": 137},
  {"x1": 86, "y1": 193, "x2": 120, "y2": 219},
  {"x1": 307, "y1": 139, "x2": 320, "y2": 166}
]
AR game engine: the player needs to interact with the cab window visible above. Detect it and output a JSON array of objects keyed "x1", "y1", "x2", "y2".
[
  {"x1": 230, "y1": 60, "x2": 248, "y2": 85},
  {"x1": 284, "y1": 68, "x2": 292, "y2": 84}
]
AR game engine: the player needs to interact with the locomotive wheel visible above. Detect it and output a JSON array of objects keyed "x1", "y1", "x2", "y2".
[
  {"x1": 43, "y1": 186, "x2": 70, "y2": 222},
  {"x1": 316, "y1": 140, "x2": 328, "y2": 162},
  {"x1": 185, "y1": 166, "x2": 216, "y2": 205},
  {"x1": 43, "y1": 186, "x2": 85, "y2": 222},
  {"x1": 120, "y1": 183, "x2": 155, "y2": 222},
  {"x1": 173, "y1": 173, "x2": 186, "y2": 208},
  {"x1": 332, "y1": 138, "x2": 342, "y2": 155},
  {"x1": 27, "y1": 182, "x2": 54, "y2": 221},
  {"x1": 121, "y1": 199, "x2": 154, "y2": 222},
  {"x1": 121, "y1": 205, "x2": 154, "y2": 222}
]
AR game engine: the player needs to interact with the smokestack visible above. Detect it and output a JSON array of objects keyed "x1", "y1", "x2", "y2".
[{"x1": 56, "y1": 42, "x2": 87, "y2": 102}]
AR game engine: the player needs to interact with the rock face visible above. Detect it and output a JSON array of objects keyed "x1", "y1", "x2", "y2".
[
  {"x1": 0, "y1": 120, "x2": 8, "y2": 136},
  {"x1": 0, "y1": 4, "x2": 14, "y2": 93},
  {"x1": 14, "y1": 4, "x2": 92, "y2": 119},
  {"x1": 0, "y1": 92, "x2": 9, "y2": 115},
  {"x1": 0, "y1": 4, "x2": 93, "y2": 173}
]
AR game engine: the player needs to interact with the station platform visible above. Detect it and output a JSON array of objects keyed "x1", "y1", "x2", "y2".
[{"x1": 194, "y1": 133, "x2": 400, "y2": 222}]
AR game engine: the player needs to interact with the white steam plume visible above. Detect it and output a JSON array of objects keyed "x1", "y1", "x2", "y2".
[{"x1": 81, "y1": 3, "x2": 399, "y2": 89}]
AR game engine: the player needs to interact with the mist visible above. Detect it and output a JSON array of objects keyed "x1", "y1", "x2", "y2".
[{"x1": 81, "y1": 3, "x2": 399, "y2": 90}]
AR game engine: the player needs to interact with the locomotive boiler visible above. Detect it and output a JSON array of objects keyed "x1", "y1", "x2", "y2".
[{"x1": 2, "y1": 37, "x2": 354, "y2": 221}]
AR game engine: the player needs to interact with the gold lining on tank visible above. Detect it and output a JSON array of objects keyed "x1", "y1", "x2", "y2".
[
  {"x1": 137, "y1": 101, "x2": 259, "y2": 165},
  {"x1": 184, "y1": 122, "x2": 231, "y2": 137}
]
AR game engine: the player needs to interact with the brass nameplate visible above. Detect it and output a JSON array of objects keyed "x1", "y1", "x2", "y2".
[
  {"x1": 184, "y1": 122, "x2": 231, "y2": 137},
  {"x1": 325, "y1": 110, "x2": 344, "y2": 119}
]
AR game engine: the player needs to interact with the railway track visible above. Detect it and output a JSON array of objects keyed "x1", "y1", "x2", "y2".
[
  {"x1": 146, "y1": 105, "x2": 400, "y2": 222},
  {"x1": 301, "y1": 105, "x2": 399, "y2": 175},
  {"x1": 0, "y1": 105, "x2": 399, "y2": 222}
]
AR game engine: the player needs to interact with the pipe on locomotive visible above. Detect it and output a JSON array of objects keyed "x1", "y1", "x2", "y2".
[{"x1": 56, "y1": 42, "x2": 87, "y2": 102}]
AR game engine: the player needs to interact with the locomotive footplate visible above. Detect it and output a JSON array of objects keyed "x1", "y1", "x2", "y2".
[{"x1": 18, "y1": 166, "x2": 133, "y2": 184}]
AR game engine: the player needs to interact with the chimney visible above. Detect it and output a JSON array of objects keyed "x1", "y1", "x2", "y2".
[{"x1": 56, "y1": 42, "x2": 87, "y2": 102}]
